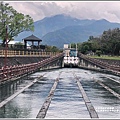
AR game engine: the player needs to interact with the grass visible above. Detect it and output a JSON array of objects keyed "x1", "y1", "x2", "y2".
[{"x1": 90, "y1": 55, "x2": 120, "y2": 60}]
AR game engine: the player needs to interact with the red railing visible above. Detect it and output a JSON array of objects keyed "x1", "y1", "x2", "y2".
[
  {"x1": 0, "y1": 53, "x2": 64, "y2": 82},
  {"x1": 78, "y1": 53, "x2": 120, "y2": 72}
]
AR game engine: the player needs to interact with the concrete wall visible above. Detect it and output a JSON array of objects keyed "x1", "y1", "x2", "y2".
[
  {"x1": 0, "y1": 56, "x2": 49, "y2": 68},
  {"x1": 95, "y1": 58, "x2": 120, "y2": 66}
]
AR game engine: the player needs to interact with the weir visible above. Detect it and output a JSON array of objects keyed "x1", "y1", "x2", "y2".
[
  {"x1": 0, "y1": 50, "x2": 119, "y2": 118},
  {"x1": 0, "y1": 50, "x2": 120, "y2": 85}
]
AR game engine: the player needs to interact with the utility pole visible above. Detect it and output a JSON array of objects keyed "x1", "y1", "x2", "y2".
[
  {"x1": 76, "y1": 43, "x2": 77, "y2": 57},
  {"x1": 4, "y1": 25, "x2": 8, "y2": 69}
]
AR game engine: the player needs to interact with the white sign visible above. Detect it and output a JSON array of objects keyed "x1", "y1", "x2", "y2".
[{"x1": 64, "y1": 44, "x2": 68, "y2": 49}]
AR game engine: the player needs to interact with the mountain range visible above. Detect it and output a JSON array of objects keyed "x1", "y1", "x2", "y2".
[{"x1": 14, "y1": 14, "x2": 120, "y2": 48}]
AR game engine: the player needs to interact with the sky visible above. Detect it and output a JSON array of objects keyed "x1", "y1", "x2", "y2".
[{"x1": 5, "y1": 1, "x2": 120, "y2": 23}]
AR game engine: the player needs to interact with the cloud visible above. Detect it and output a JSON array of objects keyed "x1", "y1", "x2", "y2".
[{"x1": 7, "y1": 1, "x2": 120, "y2": 23}]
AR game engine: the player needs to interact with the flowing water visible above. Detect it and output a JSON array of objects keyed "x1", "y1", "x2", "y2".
[{"x1": 0, "y1": 68, "x2": 120, "y2": 118}]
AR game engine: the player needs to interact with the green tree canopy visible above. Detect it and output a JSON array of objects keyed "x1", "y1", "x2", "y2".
[
  {"x1": 96, "y1": 50, "x2": 102, "y2": 57},
  {"x1": 0, "y1": 2, "x2": 34, "y2": 46},
  {"x1": 100, "y1": 28, "x2": 120, "y2": 55},
  {"x1": 71, "y1": 28, "x2": 120, "y2": 55},
  {"x1": 45, "y1": 45, "x2": 60, "y2": 52}
]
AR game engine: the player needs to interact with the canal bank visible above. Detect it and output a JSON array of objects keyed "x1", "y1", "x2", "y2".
[
  {"x1": 78, "y1": 65, "x2": 120, "y2": 77},
  {"x1": 0, "y1": 56, "x2": 49, "y2": 68},
  {"x1": 0, "y1": 53, "x2": 64, "y2": 84},
  {"x1": 95, "y1": 58, "x2": 120, "y2": 66}
]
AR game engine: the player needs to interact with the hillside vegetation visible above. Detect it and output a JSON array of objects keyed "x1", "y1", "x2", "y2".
[
  {"x1": 14, "y1": 14, "x2": 120, "y2": 48},
  {"x1": 71, "y1": 28, "x2": 120, "y2": 56}
]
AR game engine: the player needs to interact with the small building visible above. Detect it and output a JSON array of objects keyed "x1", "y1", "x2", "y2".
[
  {"x1": 23, "y1": 34, "x2": 42, "y2": 49},
  {"x1": 63, "y1": 44, "x2": 78, "y2": 57}
]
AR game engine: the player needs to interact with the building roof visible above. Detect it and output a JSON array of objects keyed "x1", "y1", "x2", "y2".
[
  {"x1": 8, "y1": 41, "x2": 19, "y2": 45},
  {"x1": 23, "y1": 34, "x2": 42, "y2": 42},
  {"x1": 8, "y1": 41, "x2": 30, "y2": 46}
]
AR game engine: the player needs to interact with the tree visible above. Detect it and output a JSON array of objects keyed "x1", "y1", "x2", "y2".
[
  {"x1": 96, "y1": 50, "x2": 102, "y2": 57},
  {"x1": 0, "y1": 2, "x2": 34, "y2": 46},
  {"x1": 52, "y1": 46, "x2": 59, "y2": 52},
  {"x1": 70, "y1": 28, "x2": 120, "y2": 56},
  {"x1": 88, "y1": 36, "x2": 94, "y2": 41},
  {"x1": 80, "y1": 42, "x2": 92, "y2": 54},
  {"x1": 45, "y1": 45, "x2": 60, "y2": 52},
  {"x1": 99, "y1": 28, "x2": 120, "y2": 55},
  {"x1": 14, "y1": 42, "x2": 24, "y2": 49}
]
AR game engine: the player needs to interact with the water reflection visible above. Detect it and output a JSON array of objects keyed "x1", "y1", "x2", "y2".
[
  {"x1": 0, "y1": 68, "x2": 120, "y2": 118},
  {"x1": 45, "y1": 71, "x2": 90, "y2": 118},
  {"x1": 0, "y1": 78, "x2": 27, "y2": 102}
]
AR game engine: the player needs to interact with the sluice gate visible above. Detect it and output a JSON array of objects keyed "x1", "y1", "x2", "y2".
[{"x1": 63, "y1": 44, "x2": 80, "y2": 67}]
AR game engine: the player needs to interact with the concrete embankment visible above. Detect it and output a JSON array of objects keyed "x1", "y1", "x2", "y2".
[
  {"x1": 78, "y1": 66, "x2": 120, "y2": 77},
  {"x1": 0, "y1": 56, "x2": 49, "y2": 68},
  {"x1": 0, "y1": 53, "x2": 64, "y2": 85},
  {"x1": 95, "y1": 58, "x2": 120, "y2": 66},
  {"x1": 88, "y1": 57, "x2": 120, "y2": 76}
]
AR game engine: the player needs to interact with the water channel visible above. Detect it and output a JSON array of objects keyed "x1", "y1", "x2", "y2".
[{"x1": 0, "y1": 68, "x2": 120, "y2": 118}]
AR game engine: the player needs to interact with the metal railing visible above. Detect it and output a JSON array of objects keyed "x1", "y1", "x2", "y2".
[
  {"x1": 0, "y1": 49, "x2": 60, "y2": 57},
  {"x1": 78, "y1": 53, "x2": 120, "y2": 72},
  {"x1": 0, "y1": 53, "x2": 64, "y2": 82}
]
